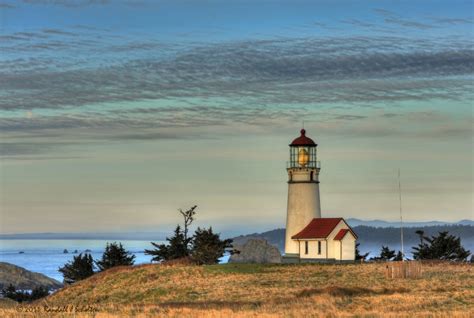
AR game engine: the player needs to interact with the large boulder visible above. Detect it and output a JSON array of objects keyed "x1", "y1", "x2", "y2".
[{"x1": 229, "y1": 239, "x2": 281, "y2": 264}]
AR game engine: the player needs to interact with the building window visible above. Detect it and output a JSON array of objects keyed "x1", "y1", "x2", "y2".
[
  {"x1": 318, "y1": 241, "x2": 321, "y2": 255},
  {"x1": 305, "y1": 241, "x2": 308, "y2": 254}
]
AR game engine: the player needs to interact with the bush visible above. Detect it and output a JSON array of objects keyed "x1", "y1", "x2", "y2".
[
  {"x1": 191, "y1": 227, "x2": 233, "y2": 265},
  {"x1": 96, "y1": 242, "x2": 135, "y2": 271},
  {"x1": 145, "y1": 225, "x2": 190, "y2": 262},
  {"x1": 58, "y1": 253, "x2": 95, "y2": 284},
  {"x1": 412, "y1": 231, "x2": 470, "y2": 261},
  {"x1": 1, "y1": 284, "x2": 49, "y2": 303},
  {"x1": 146, "y1": 206, "x2": 233, "y2": 265}
]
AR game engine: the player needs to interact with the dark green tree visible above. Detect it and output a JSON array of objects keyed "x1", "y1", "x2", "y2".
[
  {"x1": 95, "y1": 242, "x2": 135, "y2": 271},
  {"x1": 393, "y1": 250, "x2": 403, "y2": 261},
  {"x1": 191, "y1": 227, "x2": 233, "y2": 265},
  {"x1": 1, "y1": 284, "x2": 49, "y2": 302},
  {"x1": 415, "y1": 230, "x2": 425, "y2": 245},
  {"x1": 412, "y1": 231, "x2": 470, "y2": 261},
  {"x1": 145, "y1": 225, "x2": 189, "y2": 262},
  {"x1": 58, "y1": 253, "x2": 95, "y2": 284},
  {"x1": 146, "y1": 205, "x2": 197, "y2": 262},
  {"x1": 30, "y1": 286, "x2": 49, "y2": 300},
  {"x1": 379, "y1": 246, "x2": 396, "y2": 261},
  {"x1": 355, "y1": 243, "x2": 369, "y2": 261},
  {"x1": 2, "y1": 284, "x2": 20, "y2": 301}
]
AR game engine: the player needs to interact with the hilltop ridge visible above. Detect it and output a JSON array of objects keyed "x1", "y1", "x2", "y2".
[{"x1": 0, "y1": 262, "x2": 469, "y2": 317}]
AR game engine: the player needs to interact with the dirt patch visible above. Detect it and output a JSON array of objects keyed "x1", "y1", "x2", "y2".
[
  {"x1": 297, "y1": 286, "x2": 409, "y2": 297},
  {"x1": 158, "y1": 300, "x2": 262, "y2": 310}
]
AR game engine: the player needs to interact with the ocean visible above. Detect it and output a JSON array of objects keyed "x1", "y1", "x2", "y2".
[{"x1": 0, "y1": 239, "x2": 165, "y2": 282}]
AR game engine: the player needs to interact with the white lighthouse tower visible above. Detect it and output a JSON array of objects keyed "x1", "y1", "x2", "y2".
[{"x1": 284, "y1": 129, "x2": 321, "y2": 259}]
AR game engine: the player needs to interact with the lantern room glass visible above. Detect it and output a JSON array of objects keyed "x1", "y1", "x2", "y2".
[{"x1": 288, "y1": 146, "x2": 317, "y2": 168}]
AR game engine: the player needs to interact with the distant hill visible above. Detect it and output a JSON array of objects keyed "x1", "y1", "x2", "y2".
[
  {"x1": 0, "y1": 262, "x2": 63, "y2": 290},
  {"x1": 1, "y1": 220, "x2": 471, "y2": 240},
  {"x1": 0, "y1": 232, "x2": 167, "y2": 240},
  {"x1": 231, "y1": 224, "x2": 474, "y2": 257},
  {"x1": 346, "y1": 218, "x2": 474, "y2": 228}
]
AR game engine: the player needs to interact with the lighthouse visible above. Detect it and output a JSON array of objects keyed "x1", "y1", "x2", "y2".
[
  {"x1": 284, "y1": 129, "x2": 321, "y2": 258},
  {"x1": 283, "y1": 129, "x2": 357, "y2": 263}
]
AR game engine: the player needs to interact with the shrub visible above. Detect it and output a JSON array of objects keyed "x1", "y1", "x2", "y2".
[
  {"x1": 412, "y1": 231, "x2": 470, "y2": 261},
  {"x1": 58, "y1": 253, "x2": 95, "y2": 284},
  {"x1": 191, "y1": 227, "x2": 233, "y2": 265},
  {"x1": 96, "y1": 242, "x2": 136, "y2": 271}
]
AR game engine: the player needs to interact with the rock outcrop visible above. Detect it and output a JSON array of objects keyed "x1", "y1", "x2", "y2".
[
  {"x1": 229, "y1": 239, "x2": 281, "y2": 264},
  {"x1": 0, "y1": 262, "x2": 63, "y2": 290}
]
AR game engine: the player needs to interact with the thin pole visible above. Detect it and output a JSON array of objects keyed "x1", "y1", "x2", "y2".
[{"x1": 398, "y1": 168, "x2": 404, "y2": 261}]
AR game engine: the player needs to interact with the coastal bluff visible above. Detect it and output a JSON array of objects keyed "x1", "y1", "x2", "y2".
[{"x1": 0, "y1": 262, "x2": 63, "y2": 290}]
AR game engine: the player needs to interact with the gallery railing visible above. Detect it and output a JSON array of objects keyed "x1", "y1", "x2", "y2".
[{"x1": 286, "y1": 161, "x2": 321, "y2": 169}]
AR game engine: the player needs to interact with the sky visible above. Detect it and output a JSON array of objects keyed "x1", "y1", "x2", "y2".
[{"x1": 0, "y1": 0, "x2": 473, "y2": 236}]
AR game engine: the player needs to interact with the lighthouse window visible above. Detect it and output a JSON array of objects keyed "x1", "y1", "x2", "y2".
[
  {"x1": 318, "y1": 241, "x2": 322, "y2": 255},
  {"x1": 304, "y1": 241, "x2": 308, "y2": 254}
]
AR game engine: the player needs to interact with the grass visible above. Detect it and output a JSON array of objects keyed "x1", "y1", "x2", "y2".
[{"x1": 0, "y1": 262, "x2": 472, "y2": 317}]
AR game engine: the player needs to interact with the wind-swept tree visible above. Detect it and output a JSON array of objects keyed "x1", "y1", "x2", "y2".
[
  {"x1": 146, "y1": 205, "x2": 197, "y2": 262},
  {"x1": 58, "y1": 253, "x2": 95, "y2": 284},
  {"x1": 355, "y1": 243, "x2": 369, "y2": 261},
  {"x1": 412, "y1": 231, "x2": 470, "y2": 261},
  {"x1": 179, "y1": 205, "x2": 197, "y2": 246},
  {"x1": 379, "y1": 246, "x2": 396, "y2": 261},
  {"x1": 191, "y1": 227, "x2": 233, "y2": 265},
  {"x1": 393, "y1": 251, "x2": 403, "y2": 261},
  {"x1": 145, "y1": 225, "x2": 189, "y2": 262},
  {"x1": 96, "y1": 242, "x2": 135, "y2": 271}
]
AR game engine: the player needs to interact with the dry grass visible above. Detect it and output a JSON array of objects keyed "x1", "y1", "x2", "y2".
[{"x1": 0, "y1": 262, "x2": 472, "y2": 317}]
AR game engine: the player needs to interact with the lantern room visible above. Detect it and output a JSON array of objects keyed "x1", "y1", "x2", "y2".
[{"x1": 288, "y1": 129, "x2": 319, "y2": 169}]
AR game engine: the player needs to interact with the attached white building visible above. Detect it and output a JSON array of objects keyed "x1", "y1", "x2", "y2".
[
  {"x1": 291, "y1": 218, "x2": 357, "y2": 261},
  {"x1": 283, "y1": 129, "x2": 357, "y2": 263}
]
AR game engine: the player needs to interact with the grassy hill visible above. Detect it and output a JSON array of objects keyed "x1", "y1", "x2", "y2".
[{"x1": 1, "y1": 262, "x2": 472, "y2": 317}]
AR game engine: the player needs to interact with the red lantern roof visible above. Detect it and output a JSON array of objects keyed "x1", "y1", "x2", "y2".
[{"x1": 290, "y1": 129, "x2": 317, "y2": 147}]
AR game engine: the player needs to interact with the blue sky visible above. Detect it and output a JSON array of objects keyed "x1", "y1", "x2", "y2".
[{"x1": 0, "y1": 0, "x2": 473, "y2": 235}]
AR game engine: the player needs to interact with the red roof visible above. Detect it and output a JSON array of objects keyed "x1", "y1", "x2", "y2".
[
  {"x1": 290, "y1": 129, "x2": 317, "y2": 147},
  {"x1": 334, "y1": 229, "x2": 350, "y2": 240},
  {"x1": 291, "y1": 218, "x2": 343, "y2": 239}
]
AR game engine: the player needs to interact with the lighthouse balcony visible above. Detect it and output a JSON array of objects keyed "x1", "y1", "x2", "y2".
[{"x1": 287, "y1": 160, "x2": 320, "y2": 169}]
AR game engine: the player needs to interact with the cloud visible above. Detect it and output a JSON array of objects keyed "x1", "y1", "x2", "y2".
[
  {"x1": 0, "y1": 141, "x2": 73, "y2": 156},
  {"x1": 373, "y1": 8, "x2": 394, "y2": 17},
  {"x1": 0, "y1": 2, "x2": 15, "y2": 8},
  {"x1": 22, "y1": 0, "x2": 146, "y2": 7},
  {"x1": 383, "y1": 17, "x2": 433, "y2": 30},
  {"x1": 333, "y1": 115, "x2": 367, "y2": 121},
  {"x1": 341, "y1": 19, "x2": 376, "y2": 28},
  {"x1": 429, "y1": 17, "x2": 473, "y2": 25},
  {"x1": 374, "y1": 8, "x2": 434, "y2": 30},
  {"x1": 22, "y1": 0, "x2": 109, "y2": 7},
  {"x1": 1, "y1": 36, "x2": 473, "y2": 112},
  {"x1": 0, "y1": 26, "x2": 472, "y2": 155},
  {"x1": 42, "y1": 28, "x2": 78, "y2": 36}
]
